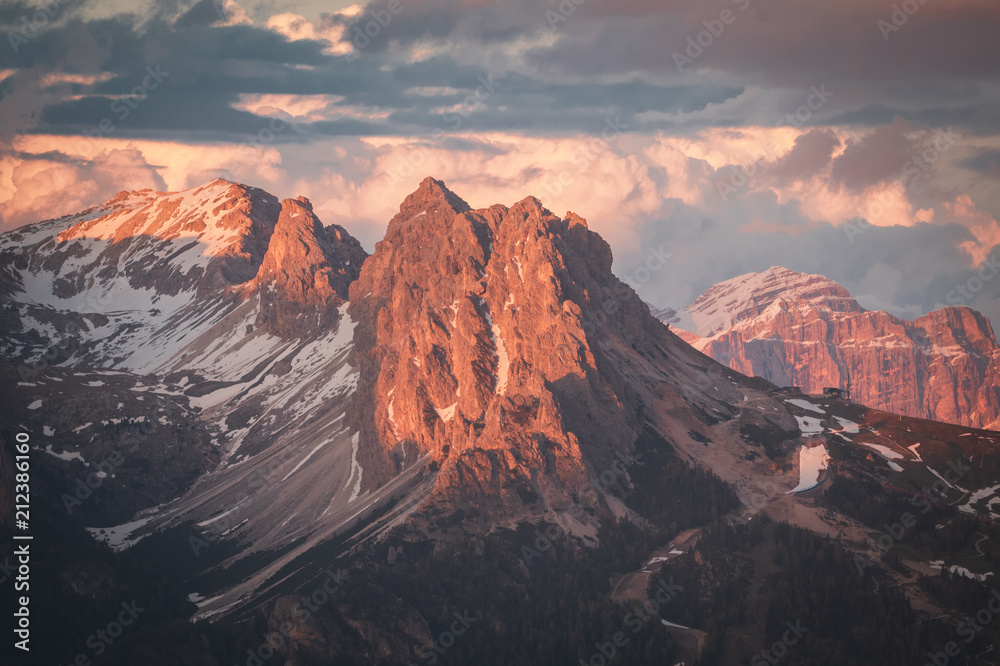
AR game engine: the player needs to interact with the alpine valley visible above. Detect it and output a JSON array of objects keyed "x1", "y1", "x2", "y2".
[{"x1": 2, "y1": 178, "x2": 1000, "y2": 666}]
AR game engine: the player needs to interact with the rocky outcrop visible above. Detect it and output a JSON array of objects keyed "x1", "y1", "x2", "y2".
[
  {"x1": 248, "y1": 196, "x2": 367, "y2": 336},
  {"x1": 659, "y1": 267, "x2": 1000, "y2": 430}
]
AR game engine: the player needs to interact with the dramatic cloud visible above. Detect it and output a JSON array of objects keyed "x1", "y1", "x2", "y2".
[{"x1": 0, "y1": 0, "x2": 998, "y2": 327}]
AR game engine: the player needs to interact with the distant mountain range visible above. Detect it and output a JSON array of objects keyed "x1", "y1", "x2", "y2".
[{"x1": 653, "y1": 266, "x2": 1000, "y2": 431}]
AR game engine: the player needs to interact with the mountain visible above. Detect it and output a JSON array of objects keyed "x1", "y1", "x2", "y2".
[
  {"x1": 3, "y1": 182, "x2": 1000, "y2": 666},
  {"x1": 656, "y1": 266, "x2": 1000, "y2": 430},
  {"x1": 344, "y1": 178, "x2": 798, "y2": 532}
]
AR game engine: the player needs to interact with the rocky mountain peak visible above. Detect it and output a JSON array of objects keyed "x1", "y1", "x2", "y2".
[
  {"x1": 662, "y1": 270, "x2": 1000, "y2": 430},
  {"x1": 677, "y1": 266, "x2": 861, "y2": 337},
  {"x1": 396, "y1": 177, "x2": 471, "y2": 221},
  {"x1": 346, "y1": 178, "x2": 744, "y2": 527},
  {"x1": 247, "y1": 197, "x2": 367, "y2": 336}
]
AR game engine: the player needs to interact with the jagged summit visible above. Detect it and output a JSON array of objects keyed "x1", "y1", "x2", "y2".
[
  {"x1": 348, "y1": 178, "x2": 757, "y2": 527},
  {"x1": 394, "y1": 177, "x2": 471, "y2": 222},
  {"x1": 0, "y1": 179, "x2": 367, "y2": 370},
  {"x1": 248, "y1": 197, "x2": 367, "y2": 335},
  {"x1": 13, "y1": 175, "x2": 1000, "y2": 651}
]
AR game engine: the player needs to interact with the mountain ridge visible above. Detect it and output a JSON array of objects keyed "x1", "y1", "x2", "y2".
[
  {"x1": 5, "y1": 179, "x2": 1000, "y2": 666},
  {"x1": 657, "y1": 266, "x2": 1000, "y2": 430}
]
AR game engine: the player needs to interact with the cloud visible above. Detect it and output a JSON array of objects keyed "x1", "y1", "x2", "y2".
[
  {"x1": 173, "y1": 0, "x2": 253, "y2": 29},
  {"x1": 0, "y1": 146, "x2": 165, "y2": 228},
  {"x1": 830, "y1": 118, "x2": 919, "y2": 192},
  {"x1": 766, "y1": 129, "x2": 840, "y2": 182},
  {"x1": 264, "y1": 8, "x2": 360, "y2": 55},
  {"x1": 0, "y1": 0, "x2": 998, "y2": 330},
  {"x1": 944, "y1": 194, "x2": 1000, "y2": 266}
]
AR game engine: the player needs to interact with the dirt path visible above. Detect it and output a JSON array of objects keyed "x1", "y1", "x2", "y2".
[
  {"x1": 609, "y1": 528, "x2": 701, "y2": 604},
  {"x1": 975, "y1": 532, "x2": 989, "y2": 556}
]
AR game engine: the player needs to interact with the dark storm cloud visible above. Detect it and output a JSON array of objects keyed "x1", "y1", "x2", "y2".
[
  {"x1": 3, "y1": 7, "x2": 747, "y2": 143},
  {"x1": 829, "y1": 118, "x2": 919, "y2": 192},
  {"x1": 961, "y1": 148, "x2": 1000, "y2": 174},
  {"x1": 766, "y1": 129, "x2": 840, "y2": 181},
  {"x1": 1, "y1": 0, "x2": 997, "y2": 146},
  {"x1": 172, "y1": 0, "x2": 231, "y2": 29}
]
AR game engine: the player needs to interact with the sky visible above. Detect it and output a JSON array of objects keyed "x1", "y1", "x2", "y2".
[{"x1": 2, "y1": 0, "x2": 1000, "y2": 326}]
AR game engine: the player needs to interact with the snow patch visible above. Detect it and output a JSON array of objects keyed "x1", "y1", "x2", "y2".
[
  {"x1": 786, "y1": 444, "x2": 830, "y2": 494},
  {"x1": 87, "y1": 517, "x2": 151, "y2": 551},
  {"x1": 281, "y1": 437, "x2": 334, "y2": 482},
  {"x1": 935, "y1": 564, "x2": 993, "y2": 582},
  {"x1": 348, "y1": 432, "x2": 363, "y2": 503},
  {"x1": 435, "y1": 402, "x2": 458, "y2": 422},
  {"x1": 794, "y1": 415, "x2": 824, "y2": 436},
  {"x1": 43, "y1": 445, "x2": 84, "y2": 463},
  {"x1": 861, "y1": 443, "x2": 904, "y2": 460},
  {"x1": 833, "y1": 416, "x2": 859, "y2": 433},
  {"x1": 489, "y1": 320, "x2": 510, "y2": 395},
  {"x1": 785, "y1": 399, "x2": 825, "y2": 414}
]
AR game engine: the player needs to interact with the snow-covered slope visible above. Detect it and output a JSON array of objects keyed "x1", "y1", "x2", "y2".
[
  {"x1": 0, "y1": 180, "x2": 392, "y2": 617},
  {"x1": 663, "y1": 266, "x2": 862, "y2": 338}
]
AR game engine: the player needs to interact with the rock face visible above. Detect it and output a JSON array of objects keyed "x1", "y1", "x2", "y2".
[
  {"x1": 0, "y1": 180, "x2": 369, "y2": 369},
  {"x1": 657, "y1": 266, "x2": 1000, "y2": 430},
  {"x1": 348, "y1": 178, "x2": 777, "y2": 527},
  {"x1": 6, "y1": 179, "x2": 282, "y2": 300},
  {"x1": 0, "y1": 176, "x2": 802, "y2": 619},
  {"x1": 248, "y1": 196, "x2": 366, "y2": 336}
]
